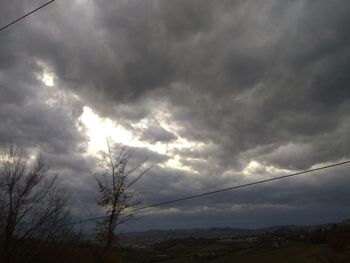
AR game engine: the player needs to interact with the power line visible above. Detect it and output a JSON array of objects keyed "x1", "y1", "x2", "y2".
[
  {"x1": 0, "y1": 0, "x2": 56, "y2": 33},
  {"x1": 67, "y1": 159, "x2": 350, "y2": 226}
]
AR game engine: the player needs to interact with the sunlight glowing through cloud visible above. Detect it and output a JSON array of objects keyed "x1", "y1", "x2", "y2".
[
  {"x1": 79, "y1": 106, "x2": 174, "y2": 155},
  {"x1": 242, "y1": 160, "x2": 292, "y2": 180},
  {"x1": 163, "y1": 155, "x2": 197, "y2": 173},
  {"x1": 79, "y1": 107, "x2": 135, "y2": 154},
  {"x1": 42, "y1": 72, "x2": 54, "y2": 87},
  {"x1": 79, "y1": 105, "x2": 206, "y2": 173},
  {"x1": 243, "y1": 160, "x2": 263, "y2": 175},
  {"x1": 36, "y1": 60, "x2": 55, "y2": 87}
]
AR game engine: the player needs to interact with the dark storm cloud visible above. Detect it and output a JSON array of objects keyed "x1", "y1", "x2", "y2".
[
  {"x1": 125, "y1": 164, "x2": 350, "y2": 231},
  {"x1": 1, "y1": 0, "x2": 350, "y2": 230},
  {"x1": 159, "y1": 0, "x2": 350, "y2": 170},
  {"x1": 0, "y1": 62, "x2": 85, "y2": 155},
  {"x1": 138, "y1": 124, "x2": 177, "y2": 143},
  {"x1": 0, "y1": 0, "x2": 90, "y2": 209},
  {"x1": 59, "y1": 0, "x2": 350, "y2": 171}
]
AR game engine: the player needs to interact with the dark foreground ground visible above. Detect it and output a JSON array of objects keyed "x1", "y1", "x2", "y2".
[
  {"x1": 122, "y1": 242, "x2": 350, "y2": 263},
  {"x1": 119, "y1": 223, "x2": 350, "y2": 263},
  {"x1": 3, "y1": 221, "x2": 350, "y2": 262}
]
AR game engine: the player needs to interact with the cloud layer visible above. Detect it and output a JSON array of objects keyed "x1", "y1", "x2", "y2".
[{"x1": 0, "y1": 0, "x2": 349, "y2": 231}]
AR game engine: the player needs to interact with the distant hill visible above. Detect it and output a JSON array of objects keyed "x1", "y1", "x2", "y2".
[
  {"x1": 118, "y1": 222, "x2": 340, "y2": 246},
  {"x1": 119, "y1": 224, "x2": 318, "y2": 246},
  {"x1": 119, "y1": 228, "x2": 256, "y2": 245}
]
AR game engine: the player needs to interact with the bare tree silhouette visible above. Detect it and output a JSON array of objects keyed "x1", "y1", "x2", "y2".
[
  {"x1": 0, "y1": 144, "x2": 71, "y2": 263},
  {"x1": 95, "y1": 140, "x2": 151, "y2": 251}
]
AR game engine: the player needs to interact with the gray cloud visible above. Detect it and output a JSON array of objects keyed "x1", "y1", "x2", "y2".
[
  {"x1": 138, "y1": 124, "x2": 177, "y2": 143},
  {"x1": 1, "y1": 0, "x2": 350, "y2": 230}
]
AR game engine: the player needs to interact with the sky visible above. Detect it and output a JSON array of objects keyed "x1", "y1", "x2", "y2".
[{"x1": 0, "y1": 0, "x2": 350, "y2": 232}]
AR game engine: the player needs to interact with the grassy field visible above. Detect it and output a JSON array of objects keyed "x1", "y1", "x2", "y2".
[
  {"x1": 158, "y1": 244, "x2": 350, "y2": 263},
  {"x1": 120, "y1": 223, "x2": 350, "y2": 263},
  {"x1": 120, "y1": 237, "x2": 350, "y2": 263},
  {"x1": 210, "y1": 245, "x2": 347, "y2": 263}
]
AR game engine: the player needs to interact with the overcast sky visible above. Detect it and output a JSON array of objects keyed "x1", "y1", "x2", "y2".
[{"x1": 1, "y1": 0, "x2": 350, "y2": 232}]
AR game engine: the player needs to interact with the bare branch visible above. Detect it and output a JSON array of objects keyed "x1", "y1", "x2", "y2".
[
  {"x1": 0, "y1": 144, "x2": 71, "y2": 262},
  {"x1": 95, "y1": 141, "x2": 152, "y2": 249}
]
